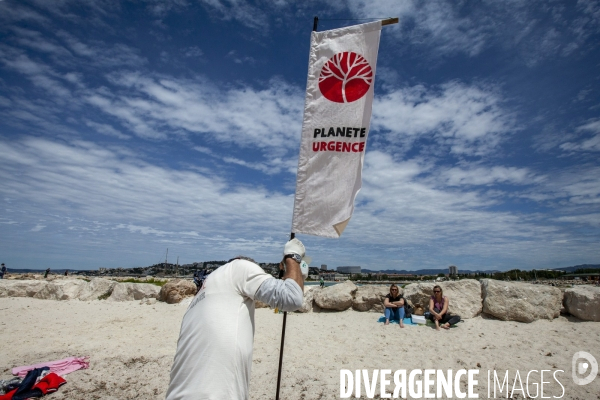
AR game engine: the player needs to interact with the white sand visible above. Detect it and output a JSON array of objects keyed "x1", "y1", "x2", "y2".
[{"x1": 1, "y1": 297, "x2": 599, "y2": 399}]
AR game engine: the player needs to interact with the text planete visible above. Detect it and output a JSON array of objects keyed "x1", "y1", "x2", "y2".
[{"x1": 312, "y1": 127, "x2": 367, "y2": 153}]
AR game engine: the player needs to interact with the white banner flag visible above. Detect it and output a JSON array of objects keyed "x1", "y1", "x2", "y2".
[{"x1": 291, "y1": 21, "x2": 382, "y2": 238}]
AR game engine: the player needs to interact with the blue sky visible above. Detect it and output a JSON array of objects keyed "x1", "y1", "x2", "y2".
[{"x1": 0, "y1": 0, "x2": 599, "y2": 272}]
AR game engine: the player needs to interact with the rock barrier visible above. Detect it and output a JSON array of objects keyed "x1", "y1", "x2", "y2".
[
  {"x1": 481, "y1": 279, "x2": 562, "y2": 322},
  {"x1": 108, "y1": 282, "x2": 160, "y2": 301},
  {"x1": 313, "y1": 281, "x2": 357, "y2": 311},
  {"x1": 563, "y1": 286, "x2": 600, "y2": 322},
  {"x1": 158, "y1": 279, "x2": 197, "y2": 304},
  {"x1": 351, "y1": 285, "x2": 389, "y2": 313},
  {"x1": 2, "y1": 277, "x2": 599, "y2": 324},
  {"x1": 0, "y1": 278, "x2": 159, "y2": 302}
]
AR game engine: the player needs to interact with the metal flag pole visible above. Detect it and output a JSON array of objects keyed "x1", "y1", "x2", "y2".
[{"x1": 275, "y1": 230, "x2": 296, "y2": 400}]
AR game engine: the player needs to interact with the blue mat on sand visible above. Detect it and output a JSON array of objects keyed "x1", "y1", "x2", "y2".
[
  {"x1": 377, "y1": 316, "x2": 418, "y2": 325},
  {"x1": 377, "y1": 316, "x2": 459, "y2": 328}
]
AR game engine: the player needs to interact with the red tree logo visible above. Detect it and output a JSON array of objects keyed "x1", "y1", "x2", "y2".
[{"x1": 318, "y1": 52, "x2": 373, "y2": 103}]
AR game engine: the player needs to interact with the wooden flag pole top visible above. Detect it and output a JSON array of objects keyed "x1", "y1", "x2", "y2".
[{"x1": 382, "y1": 17, "x2": 399, "y2": 26}]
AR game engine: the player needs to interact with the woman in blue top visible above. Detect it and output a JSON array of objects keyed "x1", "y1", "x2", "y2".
[{"x1": 383, "y1": 284, "x2": 405, "y2": 328}]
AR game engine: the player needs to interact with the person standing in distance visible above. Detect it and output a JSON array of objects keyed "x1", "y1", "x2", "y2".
[
  {"x1": 0, "y1": 263, "x2": 6, "y2": 279},
  {"x1": 165, "y1": 238, "x2": 308, "y2": 400}
]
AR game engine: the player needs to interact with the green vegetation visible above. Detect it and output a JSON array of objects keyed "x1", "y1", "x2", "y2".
[
  {"x1": 120, "y1": 278, "x2": 167, "y2": 287},
  {"x1": 347, "y1": 269, "x2": 568, "y2": 282},
  {"x1": 487, "y1": 269, "x2": 566, "y2": 281},
  {"x1": 574, "y1": 268, "x2": 600, "y2": 274}
]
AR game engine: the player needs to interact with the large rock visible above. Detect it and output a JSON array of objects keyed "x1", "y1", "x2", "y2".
[
  {"x1": 564, "y1": 286, "x2": 600, "y2": 322},
  {"x1": 158, "y1": 279, "x2": 197, "y2": 304},
  {"x1": 296, "y1": 286, "x2": 317, "y2": 313},
  {"x1": 313, "y1": 281, "x2": 357, "y2": 311},
  {"x1": 403, "y1": 280, "x2": 482, "y2": 318},
  {"x1": 78, "y1": 278, "x2": 117, "y2": 301},
  {"x1": 352, "y1": 285, "x2": 390, "y2": 313},
  {"x1": 481, "y1": 279, "x2": 562, "y2": 322},
  {"x1": 0, "y1": 280, "x2": 47, "y2": 298},
  {"x1": 403, "y1": 282, "x2": 434, "y2": 310},
  {"x1": 33, "y1": 279, "x2": 87, "y2": 300},
  {"x1": 108, "y1": 283, "x2": 161, "y2": 302},
  {"x1": 442, "y1": 280, "x2": 482, "y2": 318}
]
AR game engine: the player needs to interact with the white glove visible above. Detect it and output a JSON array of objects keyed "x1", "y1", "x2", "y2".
[
  {"x1": 283, "y1": 238, "x2": 305, "y2": 258},
  {"x1": 300, "y1": 260, "x2": 309, "y2": 280}
]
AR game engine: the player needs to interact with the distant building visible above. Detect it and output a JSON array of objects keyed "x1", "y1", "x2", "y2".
[
  {"x1": 449, "y1": 265, "x2": 458, "y2": 276},
  {"x1": 385, "y1": 273, "x2": 415, "y2": 278},
  {"x1": 321, "y1": 264, "x2": 327, "y2": 270},
  {"x1": 321, "y1": 272, "x2": 349, "y2": 281},
  {"x1": 337, "y1": 266, "x2": 361, "y2": 274}
]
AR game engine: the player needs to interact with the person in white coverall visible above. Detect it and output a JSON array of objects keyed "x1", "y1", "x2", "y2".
[{"x1": 165, "y1": 238, "x2": 307, "y2": 400}]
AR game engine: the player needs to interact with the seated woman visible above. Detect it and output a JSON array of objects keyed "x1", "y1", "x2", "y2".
[
  {"x1": 428, "y1": 285, "x2": 461, "y2": 330},
  {"x1": 383, "y1": 284, "x2": 405, "y2": 328}
]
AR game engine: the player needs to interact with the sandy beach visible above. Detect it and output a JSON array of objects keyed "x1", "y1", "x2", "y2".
[{"x1": 1, "y1": 295, "x2": 599, "y2": 399}]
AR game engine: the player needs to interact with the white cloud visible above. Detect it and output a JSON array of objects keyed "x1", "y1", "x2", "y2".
[
  {"x1": 86, "y1": 73, "x2": 304, "y2": 150},
  {"x1": 342, "y1": 0, "x2": 600, "y2": 63},
  {"x1": 85, "y1": 94, "x2": 166, "y2": 140},
  {"x1": 116, "y1": 224, "x2": 171, "y2": 236},
  {"x1": 0, "y1": 29, "x2": 304, "y2": 154},
  {"x1": 440, "y1": 166, "x2": 537, "y2": 187},
  {"x1": 183, "y1": 46, "x2": 203, "y2": 58},
  {"x1": 560, "y1": 135, "x2": 600, "y2": 152},
  {"x1": 517, "y1": 165, "x2": 600, "y2": 209},
  {"x1": 336, "y1": 151, "x2": 599, "y2": 266},
  {"x1": 1, "y1": 135, "x2": 598, "y2": 270},
  {"x1": 558, "y1": 118, "x2": 600, "y2": 152},
  {"x1": 556, "y1": 214, "x2": 600, "y2": 227},
  {"x1": 31, "y1": 224, "x2": 46, "y2": 232},
  {"x1": 0, "y1": 47, "x2": 72, "y2": 99},
  {"x1": 0, "y1": 137, "x2": 294, "y2": 238},
  {"x1": 226, "y1": 50, "x2": 256, "y2": 64},
  {"x1": 193, "y1": 146, "x2": 212, "y2": 155},
  {"x1": 197, "y1": 0, "x2": 270, "y2": 30},
  {"x1": 0, "y1": 1, "x2": 50, "y2": 25},
  {"x1": 347, "y1": 0, "x2": 488, "y2": 56},
  {"x1": 577, "y1": 118, "x2": 600, "y2": 133},
  {"x1": 372, "y1": 81, "x2": 515, "y2": 156},
  {"x1": 145, "y1": 0, "x2": 188, "y2": 17},
  {"x1": 11, "y1": 27, "x2": 73, "y2": 59},
  {"x1": 84, "y1": 120, "x2": 130, "y2": 140},
  {"x1": 55, "y1": 31, "x2": 146, "y2": 68}
]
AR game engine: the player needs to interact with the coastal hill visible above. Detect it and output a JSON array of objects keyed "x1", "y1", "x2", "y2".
[{"x1": 554, "y1": 263, "x2": 600, "y2": 273}]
